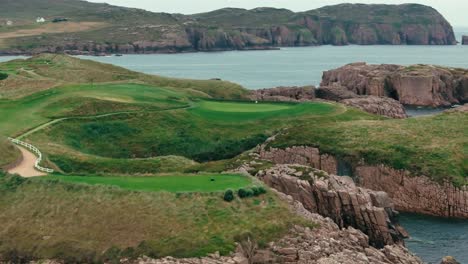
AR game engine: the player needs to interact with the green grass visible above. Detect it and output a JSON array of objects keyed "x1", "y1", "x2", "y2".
[
  {"x1": 0, "y1": 173, "x2": 314, "y2": 262},
  {"x1": 27, "y1": 100, "x2": 346, "y2": 174},
  {"x1": 42, "y1": 174, "x2": 252, "y2": 193},
  {"x1": 270, "y1": 111, "x2": 468, "y2": 186}
]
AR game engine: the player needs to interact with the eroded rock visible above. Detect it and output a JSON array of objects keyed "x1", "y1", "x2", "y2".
[
  {"x1": 322, "y1": 63, "x2": 468, "y2": 107},
  {"x1": 249, "y1": 86, "x2": 316, "y2": 102}
]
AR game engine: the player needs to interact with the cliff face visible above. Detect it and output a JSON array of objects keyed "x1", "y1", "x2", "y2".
[
  {"x1": 258, "y1": 145, "x2": 468, "y2": 219},
  {"x1": 0, "y1": 3, "x2": 457, "y2": 55},
  {"x1": 463, "y1": 36, "x2": 468, "y2": 45},
  {"x1": 257, "y1": 165, "x2": 407, "y2": 248},
  {"x1": 322, "y1": 62, "x2": 468, "y2": 107}
]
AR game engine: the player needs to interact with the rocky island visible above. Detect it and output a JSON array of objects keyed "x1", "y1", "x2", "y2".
[
  {"x1": 463, "y1": 36, "x2": 468, "y2": 45},
  {"x1": 0, "y1": 1, "x2": 457, "y2": 55}
]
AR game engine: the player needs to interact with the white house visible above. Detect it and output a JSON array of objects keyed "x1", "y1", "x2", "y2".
[
  {"x1": 6, "y1": 20, "x2": 13, "y2": 26},
  {"x1": 36, "y1": 17, "x2": 46, "y2": 23}
]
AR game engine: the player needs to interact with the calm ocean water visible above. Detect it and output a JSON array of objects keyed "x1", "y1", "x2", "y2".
[{"x1": 1, "y1": 31, "x2": 468, "y2": 263}]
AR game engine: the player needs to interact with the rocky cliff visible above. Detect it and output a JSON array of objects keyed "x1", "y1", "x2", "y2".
[
  {"x1": 462, "y1": 36, "x2": 468, "y2": 45},
  {"x1": 248, "y1": 86, "x2": 316, "y2": 102},
  {"x1": 119, "y1": 190, "x2": 422, "y2": 264},
  {"x1": 257, "y1": 165, "x2": 407, "y2": 248},
  {"x1": 0, "y1": 2, "x2": 457, "y2": 55},
  {"x1": 258, "y1": 144, "x2": 468, "y2": 219},
  {"x1": 322, "y1": 62, "x2": 468, "y2": 107}
]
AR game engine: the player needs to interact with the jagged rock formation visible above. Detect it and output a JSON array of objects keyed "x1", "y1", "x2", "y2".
[
  {"x1": 119, "y1": 191, "x2": 422, "y2": 264},
  {"x1": 341, "y1": 96, "x2": 408, "y2": 119},
  {"x1": 258, "y1": 144, "x2": 468, "y2": 219},
  {"x1": 0, "y1": 2, "x2": 457, "y2": 55},
  {"x1": 462, "y1": 36, "x2": 468, "y2": 45},
  {"x1": 257, "y1": 165, "x2": 407, "y2": 248},
  {"x1": 322, "y1": 62, "x2": 468, "y2": 107},
  {"x1": 248, "y1": 86, "x2": 316, "y2": 102}
]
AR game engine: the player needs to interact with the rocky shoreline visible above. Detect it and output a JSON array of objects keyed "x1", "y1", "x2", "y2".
[{"x1": 257, "y1": 144, "x2": 468, "y2": 219}]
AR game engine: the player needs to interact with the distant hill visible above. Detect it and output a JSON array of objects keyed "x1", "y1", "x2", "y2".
[{"x1": 0, "y1": 1, "x2": 457, "y2": 55}]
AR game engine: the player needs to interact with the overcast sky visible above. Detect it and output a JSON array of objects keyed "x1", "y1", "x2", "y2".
[{"x1": 87, "y1": 0, "x2": 468, "y2": 26}]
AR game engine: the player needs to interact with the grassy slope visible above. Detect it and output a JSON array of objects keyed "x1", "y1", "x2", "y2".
[
  {"x1": 270, "y1": 111, "x2": 468, "y2": 186},
  {"x1": 0, "y1": 54, "x2": 248, "y2": 100},
  {"x1": 0, "y1": 173, "x2": 312, "y2": 262},
  {"x1": 28, "y1": 101, "x2": 350, "y2": 174},
  {"x1": 43, "y1": 174, "x2": 252, "y2": 193},
  {"x1": 0, "y1": 137, "x2": 20, "y2": 168}
]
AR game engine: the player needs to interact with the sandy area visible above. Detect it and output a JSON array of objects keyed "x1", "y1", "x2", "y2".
[{"x1": 8, "y1": 146, "x2": 47, "y2": 177}]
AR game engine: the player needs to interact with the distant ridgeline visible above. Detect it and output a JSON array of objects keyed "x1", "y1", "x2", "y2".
[{"x1": 0, "y1": 1, "x2": 457, "y2": 55}]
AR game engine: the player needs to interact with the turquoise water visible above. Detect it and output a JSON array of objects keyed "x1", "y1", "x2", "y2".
[{"x1": 1, "y1": 39, "x2": 468, "y2": 264}]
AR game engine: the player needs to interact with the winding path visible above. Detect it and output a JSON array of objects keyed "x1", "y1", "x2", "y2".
[{"x1": 7, "y1": 146, "x2": 46, "y2": 177}]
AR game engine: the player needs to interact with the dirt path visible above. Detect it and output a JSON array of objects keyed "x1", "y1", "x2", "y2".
[{"x1": 8, "y1": 146, "x2": 46, "y2": 177}]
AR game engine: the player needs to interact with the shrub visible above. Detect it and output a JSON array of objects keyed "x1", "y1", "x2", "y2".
[
  {"x1": 0, "y1": 72, "x2": 8, "y2": 81},
  {"x1": 245, "y1": 189, "x2": 254, "y2": 197},
  {"x1": 258, "y1": 186, "x2": 267, "y2": 195},
  {"x1": 238, "y1": 188, "x2": 248, "y2": 198},
  {"x1": 223, "y1": 189, "x2": 234, "y2": 202},
  {"x1": 251, "y1": 187, "x2": 260, "y2": 196}
]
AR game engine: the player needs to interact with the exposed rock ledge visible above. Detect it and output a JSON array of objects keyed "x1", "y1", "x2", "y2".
[
  {"x1": 322, "y1": 62, "x2": 468, "y2": 107},
  {"x1": 462, "y1": 36, "x2": 468, "y2": 45},
  {"x1": 258, "y1": 145, "x2": 468, "y2": 219},
  {"x1": 248, "y1": 86, "x2": 316, "y2": 102},
  {"x1": 257, "y1": 165, "x2": 407, "y2": 248},
  {"x1": 119, "y1": 190, "x2": 422, "y2": 264},
  {"x1": 249, "y1": 86, "x2": 408, "y2": 119}
]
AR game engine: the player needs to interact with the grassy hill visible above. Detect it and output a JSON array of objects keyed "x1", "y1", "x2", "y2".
[
  {"x1": 0, "y1": 173, "x2": 311, "y2": 262},
  {"x1": 0, "y1": 1, "x2": 456, "y2": 54},
  {"x1": 0, "y1": 137, "x2": 20, "y2": 169}
]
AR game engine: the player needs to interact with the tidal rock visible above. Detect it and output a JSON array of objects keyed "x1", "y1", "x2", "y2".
[
  {"x1": 440, "y1": 256, "x2": 461, "y2": 264},
  {"x1": 322, "y1": 63, "x2": 468, "y2": 107},
  {"x1": 462, "y1": 36, "x2": 468, "y2": 45},
  {"x1": 249, "y1": 86, "x2": 316, "y2": 102}
]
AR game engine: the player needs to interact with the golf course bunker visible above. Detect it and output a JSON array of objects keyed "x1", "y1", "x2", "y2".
[{"x1": 198, "y1": 100, "x2": 293, "y2": 112}]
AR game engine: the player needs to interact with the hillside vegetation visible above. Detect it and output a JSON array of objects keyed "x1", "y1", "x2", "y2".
[
  {"x1": 0, "y1": 173, "x2": 311, "y2": 262},
  {"x1": 0, "y1": 137, "x2": 20, "y2": 169},
  {"x1": 0, "y1": 1, "x2": 456, "y2": 55}
]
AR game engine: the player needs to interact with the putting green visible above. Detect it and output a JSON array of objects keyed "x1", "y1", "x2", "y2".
[
  {"x1": 197, "y1": 100, "x2": 292, "y2": 112},
  {"x1": 42, "y1": 174, "x2": 252, "y2": 192}
]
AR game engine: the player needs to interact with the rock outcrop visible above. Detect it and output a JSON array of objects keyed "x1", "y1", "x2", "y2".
[
  {"x1": 120, "y1": 191, "x2": 422, "y2": 264},
  {"x1": 462, "y1": 36, "x2": 468, "y2": 45},
  {"x1": 342, "y1": 96, "x2": 408, "y2": 119},
  {"x1": 257, "y1": 165, "x2": 407, "y2": 248},
  {"x1": 0, "y1": 2, "x2": 457, "y2": 55},
  {"x1": 355, "y1": 165, "x2": 468, "y2": 219},
  {"x1": 440, "y1": 256, "x2": 461, "y2": 264},
  {"x1": 258, "y1": 144, "x2": 468, "y2": 219},
  {"x1": 249, "y1": 86, "x2": 316, "y2": 102},
  {"x1": 322, "y1": 62, "x2": 468, "y2": 107}
]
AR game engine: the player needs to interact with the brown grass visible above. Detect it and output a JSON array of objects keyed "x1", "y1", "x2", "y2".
[{"x1": 0, "y1": 22, "x2": 107, "y2": 40}]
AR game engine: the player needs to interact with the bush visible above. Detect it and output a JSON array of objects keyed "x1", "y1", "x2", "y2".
[
  {"x1": 0, "y1": 72, "x2": 8, "y2": 81},
  {"x1": 223, "y1": 189, "x2": 234, "y2": 202},
  {"x1": 251, "y1": 187, "x2": 260, "y2": 196},
  {"x1": 238, "y1": 188, "x2": 248, "y2": 198},
  {"x1": 245, "y1": 189, "x2": 254, "y2": 197},
  {"x1": 258, "y1": 186, "x2": 267, "y2": 195}
]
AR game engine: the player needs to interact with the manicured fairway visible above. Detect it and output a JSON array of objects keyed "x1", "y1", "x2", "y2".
[
  {"x1": 197, "y1": 100, "x2": 293, "y2": 112},
  {"x1": 43, "y1": 174, "x2": 252, "y2": 192}
]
